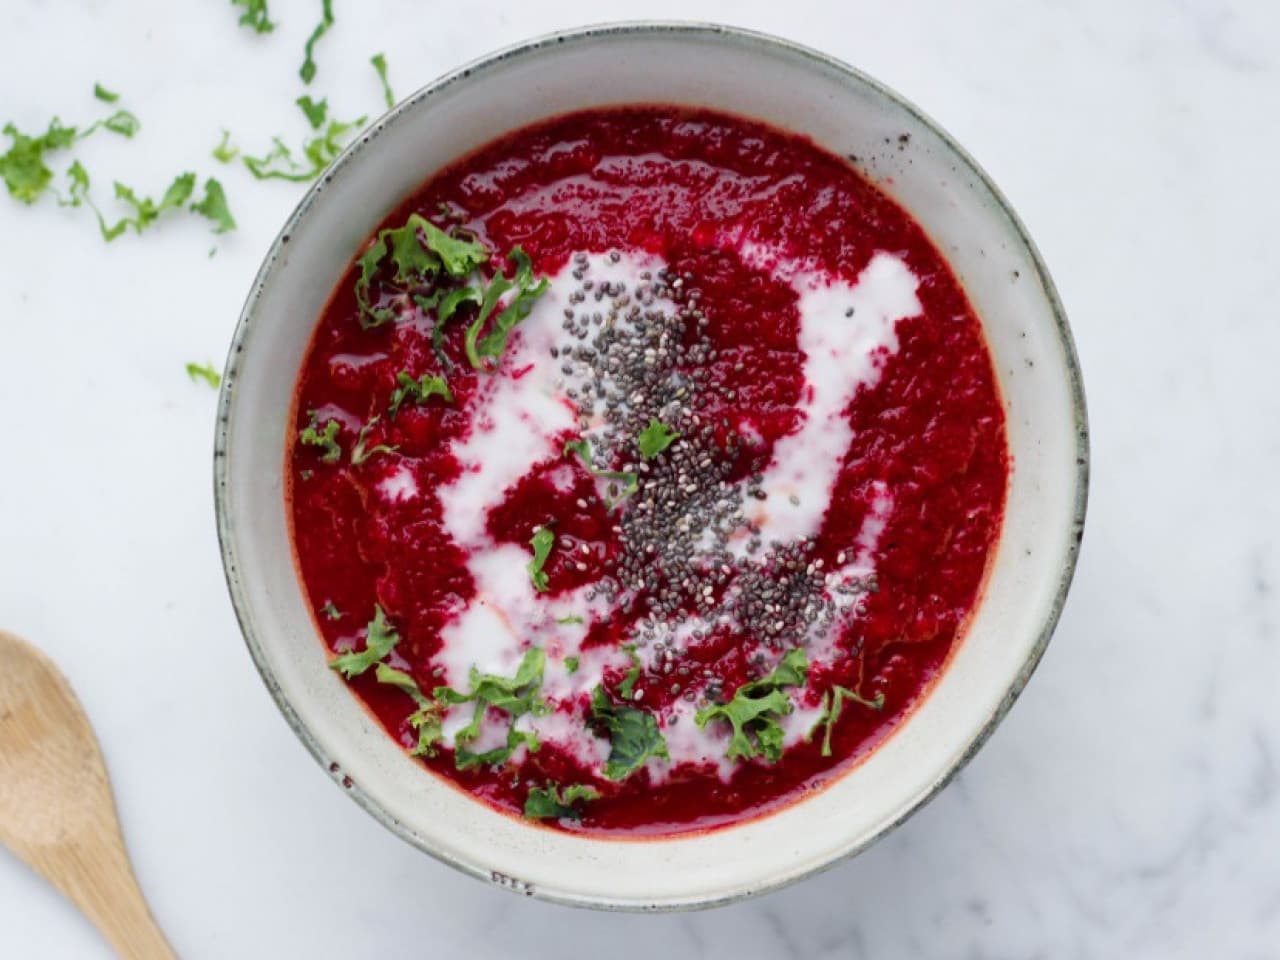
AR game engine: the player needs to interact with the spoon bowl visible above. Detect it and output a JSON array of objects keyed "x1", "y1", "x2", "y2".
[{"x1": 0, "y1": 629, "x2": 174, "y2": 959}]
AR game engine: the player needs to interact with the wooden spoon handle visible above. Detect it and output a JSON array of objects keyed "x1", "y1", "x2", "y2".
[{"x1": 36, "y1": 831, "x2": 175, "y2": 959}]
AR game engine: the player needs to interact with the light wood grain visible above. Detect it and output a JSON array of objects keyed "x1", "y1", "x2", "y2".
[{"x1": 0, "y1": 630, "x2": 174, "y2": 959}]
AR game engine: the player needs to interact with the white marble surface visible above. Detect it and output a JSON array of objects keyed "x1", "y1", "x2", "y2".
[{"x1": 2, "y1": 0, "x2": 1278, "y2": 956}]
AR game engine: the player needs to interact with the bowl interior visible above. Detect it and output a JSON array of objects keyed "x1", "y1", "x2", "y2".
[{"x1": 216, "y1": 23, "x2": 1086, "y2": 910}]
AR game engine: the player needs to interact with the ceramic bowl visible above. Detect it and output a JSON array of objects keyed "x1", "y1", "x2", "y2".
[{"x1": 215, "y1": 22, "x2": 1088, "y2": 910}]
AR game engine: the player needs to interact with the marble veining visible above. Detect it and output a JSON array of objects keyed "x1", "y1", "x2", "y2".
[{"x1": 1, "y1": 0, "x2": 1278, "y2": 956}]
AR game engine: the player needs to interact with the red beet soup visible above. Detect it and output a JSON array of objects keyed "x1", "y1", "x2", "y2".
[{"x1": 287, "y1": 106, "x2": 1008, "y2": 836}]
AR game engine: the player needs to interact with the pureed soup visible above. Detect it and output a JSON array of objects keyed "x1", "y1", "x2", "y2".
[{"x1": 288, "y1": 107, "x2": 1008, "y2": 836}]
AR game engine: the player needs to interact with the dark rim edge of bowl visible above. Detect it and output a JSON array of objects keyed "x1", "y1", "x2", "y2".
[{"x1": 213, "y1": 19, "x2": 1090, "y2": 912}]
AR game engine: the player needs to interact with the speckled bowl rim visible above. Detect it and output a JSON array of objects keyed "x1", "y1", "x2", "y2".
[{"x1": 214, "y1": 20, "x2": 1089, "y2": 912}]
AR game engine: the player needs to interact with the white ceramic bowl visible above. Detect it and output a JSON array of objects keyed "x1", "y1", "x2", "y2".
[{"x1": 215, "y1": 22, "x2": 1088, "y2": 911}]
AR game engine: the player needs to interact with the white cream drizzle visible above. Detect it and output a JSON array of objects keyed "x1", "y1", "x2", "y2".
[
  {"x1": 376, "y1": 464, "x2": 418, "y2": 503},
  {"x1": 735, "y1": 252, "x2": 922, "y2": 553}
]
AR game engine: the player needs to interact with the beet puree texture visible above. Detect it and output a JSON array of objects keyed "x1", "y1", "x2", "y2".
[{"x1": 288, "y1": 107, "x2": 1008, "y2": 835}]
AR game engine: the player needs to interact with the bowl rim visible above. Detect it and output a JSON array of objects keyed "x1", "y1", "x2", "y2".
[{"x1": 214, "y1": 19, "x2": 1090, "y2": 911}]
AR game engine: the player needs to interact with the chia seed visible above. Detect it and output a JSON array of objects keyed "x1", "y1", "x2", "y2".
[{"x1": 547, "y1": 255, "x2": 869, "y2": 708}]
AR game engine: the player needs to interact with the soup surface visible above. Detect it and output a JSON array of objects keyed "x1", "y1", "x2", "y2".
[{"x1": 288, "y1": 106, "x2": 1008, "y2": 835}]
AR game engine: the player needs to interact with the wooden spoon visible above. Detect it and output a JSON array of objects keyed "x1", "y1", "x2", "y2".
[{"x1": 0, "y1": 630, "x2": 174, "y2": 959}]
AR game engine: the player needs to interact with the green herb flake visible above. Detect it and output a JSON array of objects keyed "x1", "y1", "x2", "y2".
[
  {"x1": 430, "y1": 286, "x2": 482, "y2": 354},
  {"x1": 2, "y1": 100, "x2": 142, "y2": 207},
  {"x1": 695, "y1": 649, "x2": 808, "y2": 763},
  {"x1": 423, "y1": 220, "x2": 488, "y2": 276},
  {"x1": 350, "y1": 415, "x2": 398, "y2": 466},
  {"x1": 435, "y1": 648, "x2": 546, "y2": 729},
  {"x1": 299, "y1": 0, "x2": 335, "y2": 84},
  {"x1": 563, "y1": 655, "x2": 580, "y2": 673},
  {"x1": 321, "y1": 601, "x2": 342, "y2": 621},
  {"x1": 325, "y1": 603, "x2": 441, "y2": 758},
  {"x1": 590, "y1": 686, "x2": 668, "y2": 780},
  {"x1": 355, "y1": 215, "x2": 487, "y2": 327},
  {"x1": 242, "y1": 113, "x2": 364, "y2": 184},
  {"x1": 299, "y1": 116, "x2": 364, "y2": 174},
  {"x1": 1, "y1": 118, "x2": 77, "y2": 204},
  {"x1": 96, "y1": 173, "x2": 195, "y2": 241},
  {"x1": 528, "y1": 526, "x2": 555, "y2": 593},
  {"x1": 371, "y1": 52, "x2": 395, "y2": 108},
  {"x1": 58, "y1": 159, "x2": 90, "y2": 208},
  {"x1": 464, "y1": 247, "x2": 550, "y2": 370},
  {"x1": 296, "y1": 95, "x2": 328, "y2": 130},
  {"x1": 563, "y1": 438, "x2": 639, "y2": 509},
  {"x1": 387, "y1": 370, "x2": 452, "y2": 419},
  {"x1": 637, "y1": 419, "x2": 680, "y2": 459},
  {"x1": 524, "y1": 782, "x2": 600, "y2": 821},
  {"x1": 242, "y1": 137, "x2": 295, "y2": 180},
  {"x1": 455, "y1": 727, "x2": 540, "y2": 771},
  {"x1": 435, "y1": 649, "x2": 546, "y2": 769},
  {"x1": 93, "y1": 83, "x2": 120, "y2": 104},
  {"x1": 212, "y1": 130, "x2": 239, "y2": 164},
  {"x1": 328, "y1": 605, "x2": 398, "y2": 678},
  {"x1": 374, "y1": 663, "x2": 444, "y2": 757},
  {"x1": 190, "y1": 178, "x2": 236, "y2": 234},
  {"x1": 299, "y1": 410, "x2": 342, "y2": 463},
  {"x1": 374, "y1": 663, "x2": 427, "y2": 705},
  {"x1": 101, "y1": 110, "x2": 140, "y2": 139},
  {"x1": 185, "y1": 361, "x2": 221, "y2": 389},
  {"x1": 557, "y1": 616, "x2": 585, "y2": 627},
  {"x1": 232, "y1": 0, "x2": 275, "y2": 33},
  {"x1": 818, "y1": 684, "x2": 885, "y2": 757},
  {"x1": 387, "y1": 219, "x2": 442, "y2": 283},
  {"x1": 406, "y1": 707, "x2": 445, "y2": 757},
  {"x1": 434, "y1": 285, "x2": 483, "y2": 321}
]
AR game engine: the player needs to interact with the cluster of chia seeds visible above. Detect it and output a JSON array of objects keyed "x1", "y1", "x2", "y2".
[{"x1": 552, "y1": 253, "x2": 876, "y2": 700}]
